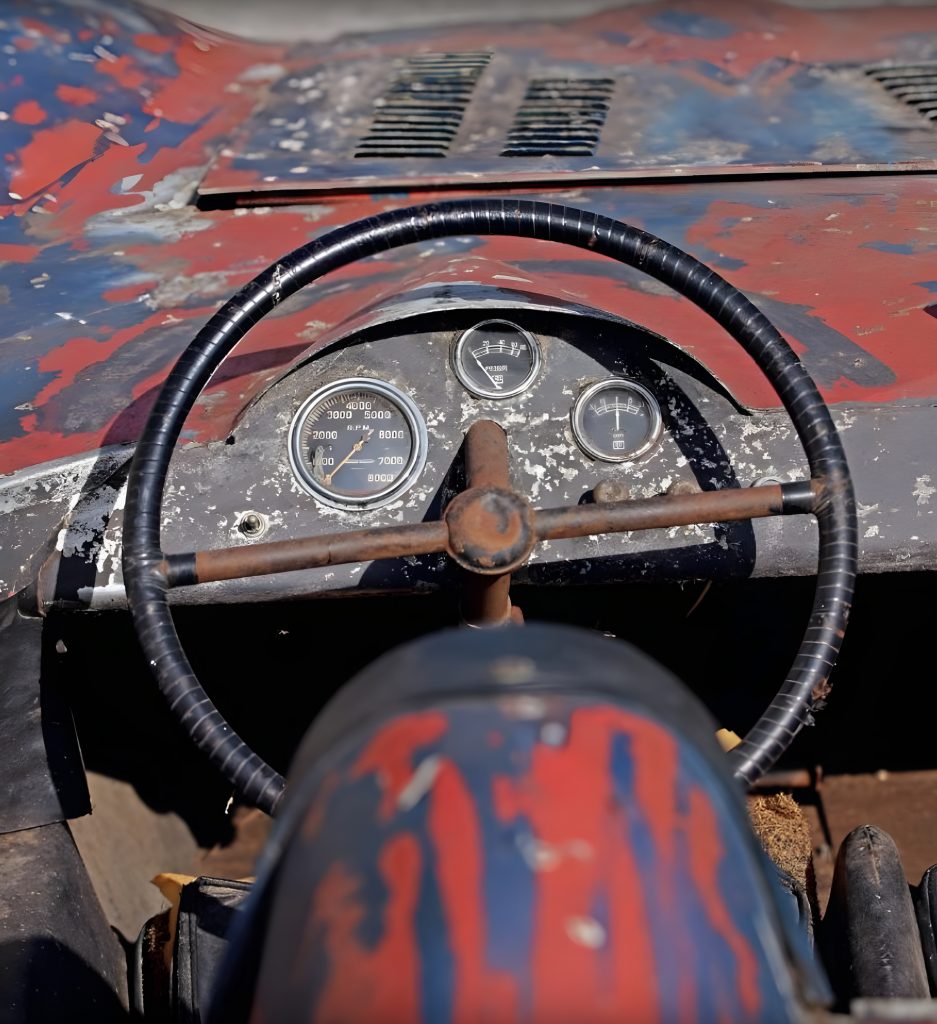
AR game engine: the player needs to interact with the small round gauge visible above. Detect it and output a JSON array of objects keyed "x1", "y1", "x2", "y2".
[
  {"x1": 452, "y1": 320, "x2": 541, "y2": 399},
  {"x1": 288, "y1": 378, "x2": 427, "y2": 510},
  {"x1": 571, "y1": 378, "x2": 662, "y2": 463}
]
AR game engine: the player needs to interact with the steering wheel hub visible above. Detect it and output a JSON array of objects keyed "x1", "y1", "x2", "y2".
[{"x1": 444, "y1": 486, "x2": 535, "y2": 574}]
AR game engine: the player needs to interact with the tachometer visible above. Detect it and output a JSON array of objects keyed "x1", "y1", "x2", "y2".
[
  {"x1": 288, "y1": 378, "x2": 427, "y2": 509},
  {"x1": 452, "y1": 320, "x2": 541, "y2": 399},
  {"x1": 571, "y1": 378, "x2": 662, "y2": 462}
]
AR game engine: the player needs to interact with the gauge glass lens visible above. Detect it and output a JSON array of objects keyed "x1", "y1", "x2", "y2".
[
  {"x1": 453, "y1": 320, "x2": 541, "y2": 399},
  {"x1": 572, "y1": 379, "x2": 662, "y2": 462},
  {"x1": 289, "y1": 379, "x2": 426, "y2": 509}
]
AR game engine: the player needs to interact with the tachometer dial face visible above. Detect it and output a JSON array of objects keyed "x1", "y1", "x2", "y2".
[
  {"x1": 289, "y1": 378, "x2": 427, "y2": 509},
  {"x1": 452, "y1": 320, "x2": 541, "y2": 399},
  {"x1": 571, "y1": 379, "x2": 662, "y2": 462}
]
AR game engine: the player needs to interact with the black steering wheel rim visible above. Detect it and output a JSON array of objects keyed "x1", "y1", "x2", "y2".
[{"x1": 122, "y1": 198, "x2": 857, "y2": 816}]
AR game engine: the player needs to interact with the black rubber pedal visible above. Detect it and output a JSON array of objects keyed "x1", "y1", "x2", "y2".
[
  {"x1": 915, "y1": 864, "x2": 937, "y2": 995},
  {"x1": 822, "y1": 825, "x2": 930, "y2": 1003}
]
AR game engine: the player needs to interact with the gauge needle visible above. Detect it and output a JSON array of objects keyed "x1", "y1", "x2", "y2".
[
  {"x1": 615, "y1": 406, "x2": 620, "y2": 431},
  {"x1": 324, "y1": 428, "x2": 373, "y2": 485},
  {"x1": 473, "y1": 354, "x2": 503, "y2": 390}
]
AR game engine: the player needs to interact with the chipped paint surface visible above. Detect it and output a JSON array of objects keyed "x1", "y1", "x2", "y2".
[
  {"x1": 1, "y1": 0, "x2": 937, "y2": 482},
  {"x1": 250, "y1": 701, "x2": 800, "y2": 1021},
  {"x1": 199, "y1": 2, "x2": 937, "y2": 195},
  {"x1": 2, "y1": 0, "x2": 937, "y2": 601}
]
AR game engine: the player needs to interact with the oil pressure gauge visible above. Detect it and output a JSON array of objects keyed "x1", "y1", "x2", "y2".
[
  {"x1": 452, "y1": 320, "x2": 541, "y2": 399},
  {"x1": 572, "y1": 378, "x2": 662, "y2": 462}
]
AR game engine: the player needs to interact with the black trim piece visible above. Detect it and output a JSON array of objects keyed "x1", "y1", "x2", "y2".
[
  {"x1": 165, "y1": 552, "x2": 197, "y2": 589},
  {"x1": 780, "y1": 480, "x2": 817, "y2": 515}
]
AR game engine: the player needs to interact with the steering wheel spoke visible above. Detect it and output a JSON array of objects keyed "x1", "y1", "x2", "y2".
[
  {"x1": 534, "y1": 478, "x2": 820, "y2": 543},
  {"x1": 162, "y1": 520, "x2": 450, "y2": 588},
  {"x1": 162, "y1": 473, "x2": 819, "y2": 588}
]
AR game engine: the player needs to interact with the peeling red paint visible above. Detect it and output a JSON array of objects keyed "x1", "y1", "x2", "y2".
[
  {"x1": 3, "y1": 0, "x2": 937, "y2": 484},
  {"x1": 55, "y1": 84, "x2": 98, "y2": 106},
  {"x1": 353, "y1": 713, "x2": 449, "y2": 820},
  {"x1": 133, "y1": 33, "x2": 175, "y2": 55},
  {"x1": 305, "y1": 833, "x2": 422, "y2": 1024},
  {"x1": 493, "y1": 707, "x2": 661, "y2": 1022},
  {"x1": 7, "y1": 120, "x2": 101, "y2": 200},
  {"x1": 428, "y1": 760, "x2": 519, "y2": 1022},
  {"x1": 0, "y1": 243, "x2": 40, "y2": 263},
  {"x1": 12, "y1": 99, "x2": 46, "y2": 125}
]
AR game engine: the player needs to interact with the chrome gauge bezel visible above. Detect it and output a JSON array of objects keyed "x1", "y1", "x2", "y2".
[
  {"x1": 571, "y1": 377, "x2": 663, "y2": 463},
  {"x1": 451, "y1": 319, "x2": 542, "y2": 400},
  {"x1": 288, "y1": 377, "x2": 428, "y2": 511}
]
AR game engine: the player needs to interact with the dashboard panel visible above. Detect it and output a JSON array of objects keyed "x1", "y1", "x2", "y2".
[{"x1": 148, "y1": 305, "x2": 818, "y2": 603}]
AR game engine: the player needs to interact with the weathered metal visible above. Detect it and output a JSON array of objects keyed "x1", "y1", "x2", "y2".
[
  {"x1": 238, "y1": 624, "x2": 817, "y2": 1022},
  {"x1": 535, "y1": 481, "x2": 809, "y2": 541},
  {"x1": 197, "y1": 7, "x2": 937, "y2": 197},
  {"x1": 166, "y1": 520, "x2": 449, "y2": 587},
  {"x1": 3, "y1": 0, "x2": 937, "y2": 486},
  {"x1": 453, "y1": 419, "x2": 516, "y2": 624},
  {"x1": 164, "y1": 479, "x2": 806, "y2": 587}
]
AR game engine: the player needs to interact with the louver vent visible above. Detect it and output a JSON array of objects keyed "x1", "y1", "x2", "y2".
[
  {"x1": 502, "y1": 78, "x2": 615, "y2": 156},
  {"x1": 355, "y1": 52, "x2": 491, "y2": 158},
  {"x1": 866, "y1": 63, "x2": 937, "y2": 122}
]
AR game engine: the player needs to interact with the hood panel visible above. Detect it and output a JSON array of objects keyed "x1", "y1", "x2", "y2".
[
  {"x1": 2, "y1": 1, "x2": 937, "y2": 477},
  {"x1": 2, "y1": 174, "x2": 937, "y2": 476},
  {"x1": 200, "y1": 1, "x2": 937, "y2": 198}
]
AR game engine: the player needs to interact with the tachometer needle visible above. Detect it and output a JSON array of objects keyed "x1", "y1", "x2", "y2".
[
  {"x1": 324, "y1": 428, "x2": 373, "y2": 485},
  {"x1": 473, "y1": 354, "x2": 503, "y2": 390}
]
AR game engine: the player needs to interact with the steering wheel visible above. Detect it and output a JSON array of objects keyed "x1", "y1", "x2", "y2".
[{"x1": 122, "y1": 199, "x2": 857, "y2": 816}]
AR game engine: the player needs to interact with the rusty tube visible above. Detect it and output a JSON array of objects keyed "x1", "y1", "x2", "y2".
[
  {"x1": 165, "y1": 520, "x2": 449, "y2": 587},
  {"x1": 463, "y1": 419, "x2": 511, "y2": 490},
  {"x1": 460, "y1": 420, "x2": 513, "y2": 625},
  {"x1": 534, "y1": 484, "x2": 789, "y2": 542}
]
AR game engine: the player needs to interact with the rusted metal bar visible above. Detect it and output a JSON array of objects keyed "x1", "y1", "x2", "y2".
[
  {"x1": 533, "y1": 482, "x2": 810, "y2": 543},
  {"x1": 164, "y1": 520, "x2": 449, "y2": 587},
  {"x1": 749, "y1": 768, "x2": 814, "y2": 791},
  {"x1": 164, "y1": 470, "x2": 818, "y2": 589},
  {"x1": 463, "y1": 419, "x2": 511, "y2": 490},
  {"x1": 459, "y1": 419, "x2": 514, "y2": 625}
]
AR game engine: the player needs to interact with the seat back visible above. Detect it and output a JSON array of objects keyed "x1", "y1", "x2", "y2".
[{"x1": 213, "y1": 624, "x2": 825, "y2": 1023}]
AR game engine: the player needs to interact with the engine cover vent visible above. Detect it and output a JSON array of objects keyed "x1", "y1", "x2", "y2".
[
  {"x1": 198, "y1": 55, "x2": 937, "y2": 200},
  {"x1": 865, "y1": 63, "x2": 937, "y2": 121},
  {"x1": 502, "y1": 78, "x2": 615, "y2": 156},
  {"x1": 354, "y1": 52, "x2": 492, "y2": 158}
]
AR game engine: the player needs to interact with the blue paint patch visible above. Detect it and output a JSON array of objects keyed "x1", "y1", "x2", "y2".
[
  {"x1": 429, "y1": 705, "x2": 537, "y2": 1003},
  {"x1": 915, "y1": 281, "x2": 937, "y2": 292},
  {"x1": 646, "y1": 10, "x2": 736, "y2": 39},
  {"x1": 861, "y1": 241, "x2": 915, "y2": 255},
  {"x1": 0, "y1": 364, "x2": 56, "y2": 441},
  {"x1": 599, "y1": 31, "x2": 631, "y2": 46}
]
